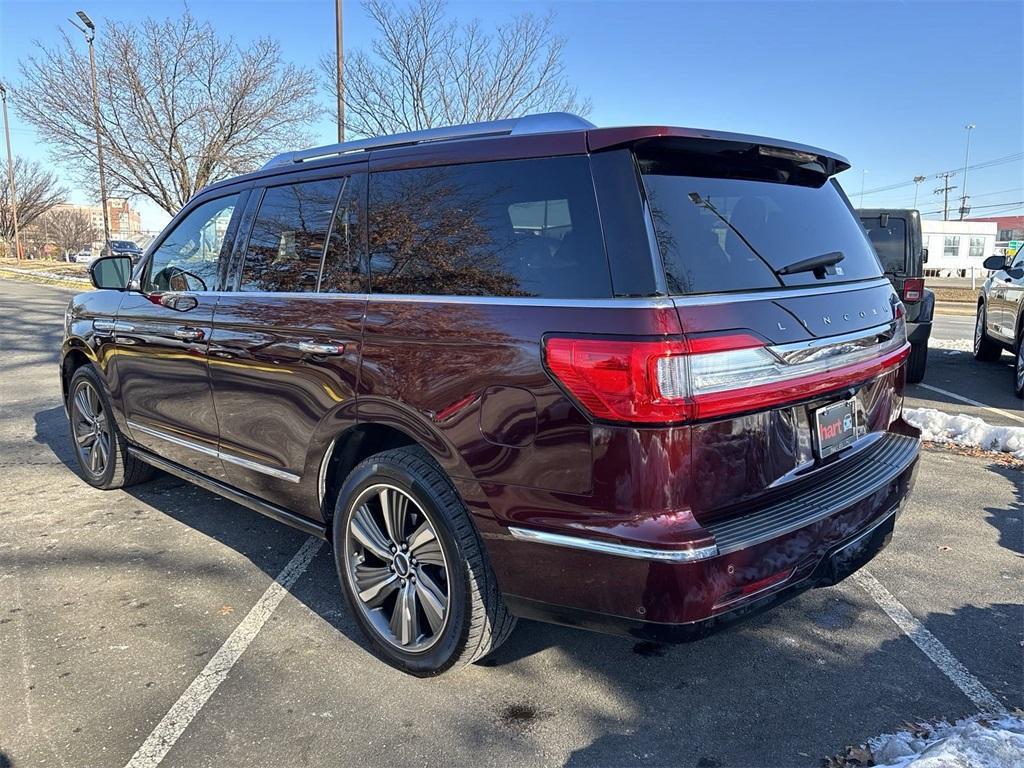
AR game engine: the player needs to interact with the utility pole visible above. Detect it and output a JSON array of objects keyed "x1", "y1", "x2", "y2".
[
  {"x1": 912, "y1": 175, "x2": 926, "y2": 210},
  {"x1": 335, "y1": 0, "x2": 345, "y2": 143},
  {"x1": 70, "y1": 10, "x2": 111, "y2": 249},
  {"x1": 0, "y1": 82, "x2": 23, "y2": 260},
  {"x1": 958, "y1": 123, "x2": 975, "y2": 220},
  {"x1": 934, "y1": 172, "x2": 957, "y2": 221}
]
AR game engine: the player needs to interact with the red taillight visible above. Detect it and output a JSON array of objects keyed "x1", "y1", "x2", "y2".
[
  {"x1": 544, "y1": 325, "x2": 909, "y2": 425},
  {"x1": 902, "y1": 278, "x2": 924, "y2": 303}
]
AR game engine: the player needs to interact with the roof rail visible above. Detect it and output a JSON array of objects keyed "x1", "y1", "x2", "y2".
[{"x1": 261, "y1": 112, "x2": 595, "y2": 169}]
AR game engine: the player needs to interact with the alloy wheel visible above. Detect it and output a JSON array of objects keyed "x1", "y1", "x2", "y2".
[
  {"x1": 343, "y1": 484, "x2": 451, "y2": 653},
  {"x1": 71, "y1": 381, "x2": 110, "y2": 477}
]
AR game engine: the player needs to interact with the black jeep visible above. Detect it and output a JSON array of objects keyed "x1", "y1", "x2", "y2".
[{"x1": 858, "y1": 208, "x2": 933, "y2": 382}]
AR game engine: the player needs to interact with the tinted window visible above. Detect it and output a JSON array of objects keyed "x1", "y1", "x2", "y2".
[
  {"x1": 144, "y1": 194, "x2": 239, "y2": 292},
  {"x1": 638, "y1": 157, "x2": 883, "y2": 295},
  {"x1": 240, "y1": 178, "x2": 343, "y2": 292},
  {"x1": 860, "y1": 217, "x2": 907, "y2": 273},
  {"x1": 319, "y1": 174, "x2": 367, "y2": 293},
  {"x1": 368, "y1": 156, "x2": 610, "y2": 297}
]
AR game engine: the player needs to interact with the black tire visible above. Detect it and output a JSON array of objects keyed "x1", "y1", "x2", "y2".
[
  {"x1": 1014, "y1": 328, "x2": 1023, "y2": 399},
  {"x1": 973, "y1": 304, "x2": 1003, "y2": 362},
  {"x1": 906, "y1": 341, "x2": 928, "y2": 383},
  {"x1": 67, "y1": 365, "x2": 155, "y2": 489},
  {"x1": 331, "y1": 445, "x2": 516, "y2": 676}
]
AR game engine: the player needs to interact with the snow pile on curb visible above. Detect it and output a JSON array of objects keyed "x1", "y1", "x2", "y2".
[
  {"x1": 903, "y1": 407, "x2": 1024, "y2": 460},
  {"x1": 927, "y1": 337, "x2": 975, "y2": 353},
  {"x1": 866, "y1": 713, "x2": 1024, "y2": 767}
]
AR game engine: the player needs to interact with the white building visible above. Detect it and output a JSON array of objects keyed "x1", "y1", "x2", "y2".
[{"x1": 921, "y1": 219, "x2": 997, "y2": 277}]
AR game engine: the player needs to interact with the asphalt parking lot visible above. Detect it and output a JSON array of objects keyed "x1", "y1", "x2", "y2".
[{"x1": 1, "y1": 279, "x2": 1021, "y2": 768}]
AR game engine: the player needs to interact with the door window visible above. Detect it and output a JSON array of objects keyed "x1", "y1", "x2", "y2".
[
  {"x1": 144, "y1": 194, "x2": 240, "y2": 292},
  {"x1": 367, "y1": 156, "x2": 610, "y2": 298},
  {"x1": 240, "y1": 179, "x2": 344, "y2": 293},
  {"x1": 319, "y1": 174, "x2": 368, "y2": 293}
]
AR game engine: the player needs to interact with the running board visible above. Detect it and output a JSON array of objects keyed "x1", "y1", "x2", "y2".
[{"x1": 127, "y1": 446, "x2": 328, "y2": 540}]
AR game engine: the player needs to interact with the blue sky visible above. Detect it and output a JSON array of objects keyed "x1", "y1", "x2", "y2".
[{"x1": 1, "y1": 0, "x2": 1021, "y2": 231}]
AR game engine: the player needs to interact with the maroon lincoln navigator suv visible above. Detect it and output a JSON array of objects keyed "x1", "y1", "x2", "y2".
[{"x1": 62, "y1": 113, "x2": 919, "y2": 675}]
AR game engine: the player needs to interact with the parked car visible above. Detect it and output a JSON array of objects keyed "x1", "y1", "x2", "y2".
[
  {"x1": 61, "y1": 114, "x2": 920, "y2": 675},
  {"x1": 976, "y1": 250, "x2": 1024, "y2": 397},
  {"x1": 857, "y1": 208, "x2": 933, "y2": 382},
  {"x1": 100, "y1": 239, "x2": 144, "y2": 262},
  {"x1": 70, "y1": 249, "x2": 95, "y2": 263}
]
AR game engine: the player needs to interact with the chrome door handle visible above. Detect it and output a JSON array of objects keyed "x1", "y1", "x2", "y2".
[
  {"x1": 298, "y1": 340, "x2": 345, "y2": 356},
  {"x1": 173, "y1": 327, "x2": 205, "y2": 342}
]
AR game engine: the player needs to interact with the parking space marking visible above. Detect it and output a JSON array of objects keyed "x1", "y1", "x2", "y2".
[
  {"x1": 852, "y1": 569, "x2": 1007, "y2": 715},
  {"x1": 123, "y1": 537, "x2": 324, "y2": 768},
  {"x1": 918, "y1": 383, "x2": 1024, "y2": 424}
]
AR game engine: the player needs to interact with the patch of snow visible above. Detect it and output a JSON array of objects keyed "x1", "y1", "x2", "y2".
[
  {"x1": 868, "y1": 713, "x2": 1024, "y2": 768},
  {"x1": 903, "y1": 407, "x2": 1024, "y2": 460},
  {"x1": 927, "y1": 337, "x2": 975, "y2": 352}
]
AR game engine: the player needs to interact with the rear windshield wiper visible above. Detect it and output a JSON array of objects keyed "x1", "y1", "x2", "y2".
[
  {"x1": 777, "y1": 250, "x2": 845, "y2": 276},
  {"x1": 686, "y1": 193, "x2": 784, "y2": 286}
]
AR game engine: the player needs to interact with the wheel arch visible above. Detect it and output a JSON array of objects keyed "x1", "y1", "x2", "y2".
[
  {"x1": 316, "y1": 398, "x2": 478, "y2": 523},
  {"x1": 59, "y1": 340, "x2": 97, "y2": 405}
]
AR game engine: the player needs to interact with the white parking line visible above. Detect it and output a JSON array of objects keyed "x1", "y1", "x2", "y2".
[
  {"x1": 852, "y1": 569, "x2": 1007, "y2": 715},
  {"x1": 918, "y1": 383, "x2": 1024, "y2": 425},
  {"x1": 123, "y1": 537, "x2": 324, "y2": 768}
]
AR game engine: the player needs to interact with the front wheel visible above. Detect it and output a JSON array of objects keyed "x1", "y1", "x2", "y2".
[
  {"x1": 67, "y1": 365, "x2": 155, "y2": 489},
  {"x1": 332, "y1": 446, "x2": 515, "y2": 676},
  {"x1": 974, "y1": 304, "x2": 1003, "y2": 362}
]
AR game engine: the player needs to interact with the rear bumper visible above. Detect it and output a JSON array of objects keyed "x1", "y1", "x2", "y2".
[{"x1": 494, "y1": 432, "x2": 919, "y2": 637}]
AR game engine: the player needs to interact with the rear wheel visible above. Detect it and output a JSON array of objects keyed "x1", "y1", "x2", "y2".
[
  {"x1": 973, "y1": 304, "x2": 1002, "y2": 362},
  {"x1": 332, "y1": 446, "x2": 515, "y2": 676},
  {"x1": 67, "y1": 365, "x2": 155, "y2": 489},
  {"x1": 906, "y1": 341, "x2": 928, "y2": 383}
]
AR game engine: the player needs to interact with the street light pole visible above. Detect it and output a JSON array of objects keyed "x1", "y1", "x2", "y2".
[
  {"x1": 71, "y1": 10, "x2": 111, "y2": 249},
  {"x1": 335, "y1": 0, "x2": 345, "y2": 143},
  {"x1": 958, "y1": 123, "x2": 975, "y2": 221},
  {"x1": 859, "y1": 169, "x2": 868, "y2": 207},
  {"x1": 912, "y1": 175, "x2": 926, "y2": 210},
  {"x1": 0, "y1": 82, "x2": 23, "y2": 260}
]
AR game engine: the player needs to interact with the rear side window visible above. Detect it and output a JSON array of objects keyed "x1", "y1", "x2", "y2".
[
  {"x1": 368, "y1": 156, "x2": 610, "y2": 297},
  {"x1": 860, "y1": 216, "x2": 907, "y2": 274},
  {"x1": 638, "y1": 155, "x2": 883, "y2": 295},
  {"x1": 240, "y1": 178, "x2": 344, "y2": 293}
]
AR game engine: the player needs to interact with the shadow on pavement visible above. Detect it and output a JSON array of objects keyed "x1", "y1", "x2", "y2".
[
  {"x1": 26, "y1": 397, "x2": 1023, "y2": 767},
  {"x1": 985, "y1": 462, "x2": 1024, "y2": 557}
]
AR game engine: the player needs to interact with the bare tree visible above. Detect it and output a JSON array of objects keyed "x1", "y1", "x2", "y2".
[
  {"x1": 35, "y1": 207, "x2": 97, "y2": 258},
  {"x1": 0, "y1": 157, "x2": 68, "y2": 251},
  {"x1": 17, "y1": 9, "x2": 322, "y2": 215},
  {"x1": 320, "y1": 0, "x2": 590, "y2": 138}
]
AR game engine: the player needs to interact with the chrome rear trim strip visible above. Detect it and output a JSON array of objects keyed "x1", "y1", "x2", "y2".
[
  {"x1": 769, "y1": 321, "x2": 899, "y2": 366},
  {"x1": 127, "y1": 420, "x2": 301, "y2": 484},
  {"x1": 508, "y1": 526, "x2": 718, "y2": 562}
]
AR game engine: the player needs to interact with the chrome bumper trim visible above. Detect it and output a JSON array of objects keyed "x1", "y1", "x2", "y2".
[{"x1": 508, "y1": 526, "x2": 719, "y2": 562}]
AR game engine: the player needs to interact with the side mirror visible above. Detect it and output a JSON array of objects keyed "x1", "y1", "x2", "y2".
[
  {"x1": 982, "y1": 254, "x2": 1007, "y2": 271},
  {"x1": 89, "y1": 255, "x2": 133, "y2": 290},
  {"x1": 921, "y1": 247, "x2": 928, "y2": 264}
]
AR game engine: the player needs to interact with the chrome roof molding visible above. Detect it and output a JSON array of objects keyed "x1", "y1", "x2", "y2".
[{"x1": 262, "y1": 112, "x2": 596, "y2": 169}]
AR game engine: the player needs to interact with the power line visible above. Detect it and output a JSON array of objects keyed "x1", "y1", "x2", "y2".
[
  {"x1": 918, "y1": 200, "x2": 1024, "y2": 217},
  {"x1": 857, "y1": 152, "x2": 1024, "y2": 197}
]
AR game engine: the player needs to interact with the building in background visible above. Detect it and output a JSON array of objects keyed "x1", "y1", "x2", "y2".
[
  {"x1": 50, "y1": 197, "x2": 143, "y2": 254},
  {"x1": 921, "y1": 219, "x2": 997, "y2": 277},
  {"x1": 966, "y1": 215, "x2": 1024, "y2": 258}
]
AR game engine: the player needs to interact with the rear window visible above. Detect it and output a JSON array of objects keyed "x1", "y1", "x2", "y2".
[
  {"x1": 860, "y1": 217, "x2": 907, "y2": 274},
  {"x1": 638, "y1": 157, "x2": 883, "y2": 295},
  {"x1": 368, "y1": 156, "x2": 610, "y2": 298}
]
